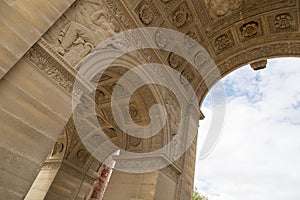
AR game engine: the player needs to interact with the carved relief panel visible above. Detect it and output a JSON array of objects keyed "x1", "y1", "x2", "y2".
[
  {"x1": 169, "y1": 2, "x2": 194, "y2": 30},
  {"x1": 211, "y1": 30, "x2": 236, "y2": 53},
  {"x1": 194, "y1": 0, "x2": 297, "y2": 39},
  {"x1": 43, "y1": 0, "x2": 120, "y2": 67},
  {"x1": 135, "y1": 0, "x2": 162, "y2": 26},
  {"x1": 236, "y1": 18, "x2": 264, "y2": 41},
  {"x1": 267, "y1": 10, "x2": 299, "y2": 34},
  {"x1": 126, "y1": 134, "x2": 143, "y2": 152},
  {"x1": 167, "y1": 52, "x2": 186, "y2": 70}
]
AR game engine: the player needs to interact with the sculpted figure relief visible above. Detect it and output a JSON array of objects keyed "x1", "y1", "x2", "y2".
[{"x1": 44, "y1": 0, "x2": 120, "y2": 66}]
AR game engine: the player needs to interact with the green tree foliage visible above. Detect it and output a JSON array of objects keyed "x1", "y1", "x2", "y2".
[{"x1": 192, "y1": 190, "x2": 209, "y2": 200}]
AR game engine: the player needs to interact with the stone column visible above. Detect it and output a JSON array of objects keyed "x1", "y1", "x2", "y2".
[
  {"x1": 24, "y1": 134, "x2": 66, "y2": 200},
  {"x1": 104, "y1": 163, "x2": 182, "y2": 200},
  {"x1": 103, "y1": 103, "x2": 200, "y2": 200},
  {"x1": 176, "y1": 137, "x2": 198, "y2": 200},
  {"x1": 104, "y1": 170, "x2": 159, "y2": 200},
  {"x1": 43, "y1": 160, "x2": 97, "y2": 200},
  {"x1": 87, "y1": 164, "x2": 112, "y2": 200}
]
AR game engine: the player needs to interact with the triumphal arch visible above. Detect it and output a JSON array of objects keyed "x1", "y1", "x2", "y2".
[{"x1": 1, "y1": 0, "x2": 299, "y2": 199}]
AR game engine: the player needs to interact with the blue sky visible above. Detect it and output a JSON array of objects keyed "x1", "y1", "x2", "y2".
[{"x1": 195, "y1": 57, "x2": 300, "y2": 200}]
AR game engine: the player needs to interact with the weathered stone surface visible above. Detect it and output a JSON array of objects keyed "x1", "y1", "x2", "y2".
[
  {"x1": 0, "y1": 186, "x2": 23, "y2": 200},
  {"x1": 0, "y1": 169, "x2": 31, "y2": 196},
  {"x1": 0, "y1": 0, "x2": 76, "y2": 79},
  {"x1": 1, "y1": 0, "x2": 300, "y2": 199},
  {"x1": 105, "y1": 170, "x2": 158, "y2": 200},
  {"x1": 0, "y1": 146, "x2": 41, "y2": 182}
]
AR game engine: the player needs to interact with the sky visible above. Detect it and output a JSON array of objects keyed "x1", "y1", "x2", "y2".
[{"x1": 194, "y1": 57, "x2": 300, "y2": 200}]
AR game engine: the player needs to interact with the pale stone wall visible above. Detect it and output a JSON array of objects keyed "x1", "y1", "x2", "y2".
[
  {"x1": 1, "y1": 0, "x2": 300, "y2": 199},
  {"x1": 0, "y1": 57, "x2": 72, "y2": 199},
  {"x1": 105, "y1": 170, "x2": 158, "y2": 200}
]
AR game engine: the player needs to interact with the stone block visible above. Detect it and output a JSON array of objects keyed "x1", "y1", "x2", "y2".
[
  {"x1": 0, "y1": 169, "x2": 30, "y2": 195},
  {"x1": 0, "y1": 108, "x2": 56, "y2": 164},
  {"x1": 0, "y1": 1, "x2": 39, "y2": 45},
  {"x1": 0, "y1": 20, "x2": 29, "y2": 58},
  {"x1": 48, "y1": 0, "x2": 75, "y2": 13},
  {"x1": 0, "y1": 146, "x2": 41, "y2": 182},
  {"x1": 0, "y1": 78, "x2": 66, "y2": 141},
  {"x1": 30, "y1": 0, "x2": 60, "y2": 23},
  {"x1": 154, "y1": 171, "x2": 177, "y2": 200},
  {"x1": 105, "y1": 171, "x2": 158, "y2": 200},
  {"x1": 11, "y1": 1, "x2": 51, "y2": 33},
  {"x1": 7, "y1": 58, "x2": 72, "y2": 120},
  {"x1": 0, "y1": 45, "x2": 17, "y2": 75},
  {"x1": 0, "y1": 186, "x2": 23, "y2": 200}
]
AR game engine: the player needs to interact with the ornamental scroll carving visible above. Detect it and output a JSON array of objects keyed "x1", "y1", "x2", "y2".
[
  {"x1": 274, "y1": 13, "x2": 295, "y2": 30},
  {"x1": 43, "y1": 0, "x2": 120, "y2": 66}
]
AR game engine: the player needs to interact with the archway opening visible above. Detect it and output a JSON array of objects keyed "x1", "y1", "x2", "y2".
[{"x1": 195, "y1": 57, "x2": 300, "y2": 199}]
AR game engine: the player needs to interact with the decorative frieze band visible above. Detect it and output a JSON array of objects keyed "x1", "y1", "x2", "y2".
[{"x1": 25, "y1": 42, "x2": 75, "y2": 93}]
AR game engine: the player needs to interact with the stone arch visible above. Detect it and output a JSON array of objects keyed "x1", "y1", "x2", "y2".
[
  {"x1": 1, "y1": 0, "x2": 300, "y2": 199},
  {"x1": 197, "y1": 40, "x2": 300, "y2": 105}
]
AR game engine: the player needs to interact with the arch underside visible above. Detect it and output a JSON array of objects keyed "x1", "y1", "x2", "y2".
[{"x1": 1, "y1": 0, "x2": 299, "y2": 199}]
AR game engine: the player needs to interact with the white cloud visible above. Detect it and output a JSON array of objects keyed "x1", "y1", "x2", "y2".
[{"x1": 195, "y1": 58, "x2": 300, "y2": 200}]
